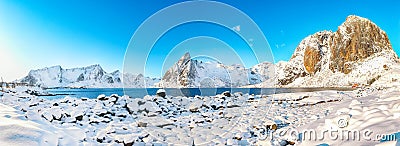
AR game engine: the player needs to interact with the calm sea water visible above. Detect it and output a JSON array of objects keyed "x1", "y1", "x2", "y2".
[{"x1": 43, "y1": 88, "x2": 353, "y2": 99}]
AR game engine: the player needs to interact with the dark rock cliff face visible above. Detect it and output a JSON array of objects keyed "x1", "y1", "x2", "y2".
[
  {"x1": 278, "y1": 31, "x2": 334, "y2": 85},
  {"x1": 20, "y1": 74, "x2": 38, "y2": 85},
  {"x1": 77, "y1": 74, "x2": 85, "y2": 82},
  {"x1": 278, "y1": 15, "x2": 397, "y2": 85},
  {"x1": 176, "y1": 52, "x2": 198, "y2": 87},
  {"x1": 303, "y1": 32, "x2": 332, "y2": 74},
  {"x1": 161, "y1": 52, "x2": 198, "y2": 87},
  {"x1": 329, "y1": 15, "x2": 394, "y2": 74}
]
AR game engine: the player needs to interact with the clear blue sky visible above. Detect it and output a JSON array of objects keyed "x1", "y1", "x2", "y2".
[{"x1": 0, "y1": 0, "x2": 399, "y2": 81}]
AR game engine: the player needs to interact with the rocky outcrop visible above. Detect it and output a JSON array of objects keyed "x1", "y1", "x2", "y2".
[
  {"x1": 329, "y1": 15, "x2": 394, "y2": 74},
  {"x1": 278, "y1": 15, "x2": 398, "y2": 86},
  {"x1": 176, "y1": 53, "x2": 198, "y2": 86},
  {"x1": 303, "y1": 32, "x2": 332, "y2": 74},
  {"x1": 160, "y1": 52, "x2": 198, "y2": 87},
  {"x1": 278, "y1": 31, "x2": 333, "y2": 85}
]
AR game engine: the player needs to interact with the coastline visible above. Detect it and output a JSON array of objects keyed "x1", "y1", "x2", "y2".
[{"x1": 41, "y1": 87, "x2": 355, "y2": 99}]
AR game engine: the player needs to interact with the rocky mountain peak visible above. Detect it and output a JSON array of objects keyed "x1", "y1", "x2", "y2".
[
  {"x1": 300, "y1": 31, "x2": 333, "y2": 74},
  {"x1": 85, "y1": 64, "x2": 103, "y2": 71},
  {"x1": 160, "y1": 52, "x2": 198, "y2": 87},
  {"x1": 330, "y1": 15, "x2": 396, "y2": 73},
  {"x1": 278, "y1": 15, "x2": 398, "y2": 86},
  {"x1": 111, "y1": 70, "x2": 120, "y2": 76},
  {"x1": 176, "y1": 52, "x2": 192, "y2": 68},
  {"x1": 35, "y1": 65, "x2": 62, "y2": 72},
  {"x1": 344, "y1": 15, "x2": 371, "y2": 23},
  {"x1": 158, "y1": 53, "x2": 274, "y2": 88}
]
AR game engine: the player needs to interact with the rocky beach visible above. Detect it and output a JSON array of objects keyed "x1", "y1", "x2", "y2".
[{"x1": 1, "y1": 83, "x2": 399, "y2": 145}]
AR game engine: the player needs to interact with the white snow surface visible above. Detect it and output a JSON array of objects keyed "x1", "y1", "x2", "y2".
[
  {"x1": 1, "y1": 77, "x2": 400, "y2": 145},
  {"x1": 0, "y1": 89, "x2": 84, "y2": 146}
]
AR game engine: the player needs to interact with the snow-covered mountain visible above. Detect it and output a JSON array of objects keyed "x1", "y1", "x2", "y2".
[
  {"x1": 122, "y1": 73, "x2": 160, "y2": 88},
  {"x1": 19, "y1": 64, "x2": 160, "y2": 88},
  {"x1": 275, "y1": 15, "x2": 399, "y2": 87},
  {"x1": 156, "y1": 52, "x2": 274, "y2": 88},
  {"x1": 19, "y1": 15, "x2": 397, "y2": 88},
  {"x1": 160, "y1": 15, "x2": 399, "y2": 88}
]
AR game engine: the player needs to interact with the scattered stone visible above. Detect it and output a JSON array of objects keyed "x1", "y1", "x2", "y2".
[
  {"x1": 143, "y1": 95, "x2": 154, "y2": 101},
  {"x1": 280, "y1": 140, "x2": 295, "y2": 145},
  {"x1": 233, "y1": 133, "x2": 242, "y2": 140},
  {"x1": 75, "y1": 115, "x2": 83, "y2": 121},
  {"x1": 110, "y1": 94, "x2": 119, "y2": 103},
  {"x1": 29, "y1": 103, "x2": 39, "y2": 107},
  {"x1": 156, "y1": 89, "x2": 166, "y2": 98},
  {"x1": 222, "y1": 91, "x2": 231, "y2": 97},
  {"x1": 127, "y1": 101, "x2": 139, "y2": 114},
  {"x1": 141, "y1": 102, "x2": 161, "y2": 113},
  {"x1": 226, "y1": 139, "x2": 238, "y2": 145},
  {"x1": 234, "y1": 92, "x2": 243, "y2": 97},
  {"x1": 227, "y1": 102, "x2": 240, "y2": 108},
  {"x1": 263, "y1": 120, "x2": 277, "y2": 131},
  {"x1": 41, "y1": 111, "x2": 53, "y2": 121},
  {"x1": 137, "y1": 122, "x2": 147, "y2": 127},
  {"x1": 97, "y1": 94, "x2": 109, "y2": 101},
  {"x1": 189, "y1": 100, "x2": 203, "y2": 112},
  {"x1": 248, "y1": 95, "x2": 255, "y2": 100}
]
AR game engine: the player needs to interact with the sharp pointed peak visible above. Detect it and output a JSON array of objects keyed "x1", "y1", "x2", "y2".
[
  {"x1": 345, "y1": 15, "x2": 368, "y2": 21},
  {"x1": 181, "y1": 52, "x2": 191, "y2": 59}
]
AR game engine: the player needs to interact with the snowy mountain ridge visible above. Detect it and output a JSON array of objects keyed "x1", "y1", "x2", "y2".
[
  {"x1": 18, "y1": 15, "x2": 398, "y2": 88},
  {"x1": 19, "y1": 64, "x2": 160, "y2": 88},
  {"x1": 156, "y1": 52, "x2": 274, "y2": 88}
]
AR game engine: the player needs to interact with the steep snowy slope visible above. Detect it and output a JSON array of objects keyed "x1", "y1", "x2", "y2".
[
  {"x1": 20, "y1": 65, "x2": 64, "y2": 87},
  {"x1": 275, "y1": 15, "x2": 398, "y2": 87},
  {"x1": 157, "y1": 53, "x2": 274, "y2": 88},
  {"x1": 122, "y1": 73, "x2": 160, "y2": 88},
  {"x1": 19, "y1": 65, "x2": 159, "y2": 88}
]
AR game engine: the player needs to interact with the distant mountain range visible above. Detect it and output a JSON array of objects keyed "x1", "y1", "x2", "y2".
[
  {"x1": 155, "y1": 52, "x2": 274, "y2": 88},
  {"x1": 18, "y1": 15, "x2": 399, "y2": 88},
  {"x1": 19, "y1": 64, "x2": 159, "y2": 88},
  {"x1": 18, "y1": 59, "x2": 273, "y2": 88}
]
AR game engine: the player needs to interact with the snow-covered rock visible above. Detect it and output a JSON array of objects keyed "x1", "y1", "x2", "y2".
[
  {"x1": 189, "y1": 100, "x2": 203, "y2": 112},
  {"x1": 274, "y1": 15, "x2": 398, "y2": 87},
  {"x1": 156, "y1": 89, "x2": 166, "y2": 98}
]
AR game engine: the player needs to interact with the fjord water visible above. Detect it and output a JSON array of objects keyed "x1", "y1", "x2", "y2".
[{"x1": 44, "y1": 88, "x2": 353, "y2": 99}]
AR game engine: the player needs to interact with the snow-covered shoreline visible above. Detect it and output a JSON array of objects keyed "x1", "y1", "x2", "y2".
[{"x1": 1, "y1": 86, "x2": 399, "y2": 145}]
